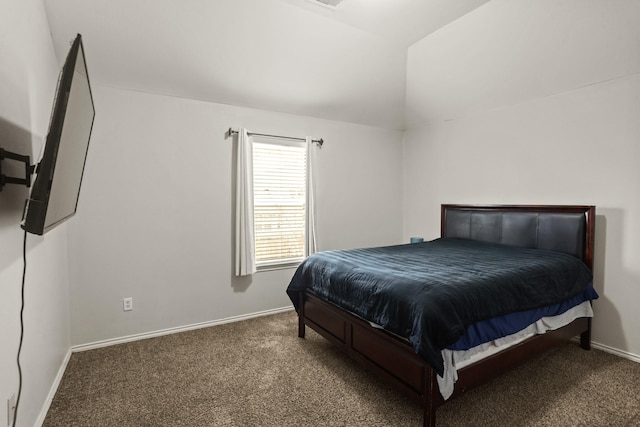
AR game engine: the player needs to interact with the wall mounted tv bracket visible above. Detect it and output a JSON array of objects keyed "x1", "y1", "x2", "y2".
[{"x1": 0, "y1": 148, "x2": 35, "y2": 192}]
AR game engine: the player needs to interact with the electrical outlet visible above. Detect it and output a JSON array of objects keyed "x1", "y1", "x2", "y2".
[
  {"x1": 7, "y1": 393, "x2": 16, "y2": 426},
  {"x1": 123, "y1": 297, "x2": 133, "y2": 312}
]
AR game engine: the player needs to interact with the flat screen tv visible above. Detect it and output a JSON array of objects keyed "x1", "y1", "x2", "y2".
[{"x1": 22, "y1": 34, "x2": 95, "y2": 235}]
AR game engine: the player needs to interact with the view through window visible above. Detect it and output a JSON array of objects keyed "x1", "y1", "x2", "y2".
[{"x1": 252, "y1": 137, "x2": 307, "y2": 267}]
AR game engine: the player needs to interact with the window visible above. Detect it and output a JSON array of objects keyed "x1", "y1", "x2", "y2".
[
  {"x1": 234, "y1": 128, "x2": 317, "y2": 277},
  {"x1": 252, "y1": 137, "x2": 308, "y2": 268}
]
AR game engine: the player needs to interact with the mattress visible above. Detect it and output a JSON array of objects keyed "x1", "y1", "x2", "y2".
[
  {"x1": 448, "y1": 282, "x2": 598, "y2": 350},
  {"x1": 437, "y1": 300, "x2": 594, "y2": 400}
]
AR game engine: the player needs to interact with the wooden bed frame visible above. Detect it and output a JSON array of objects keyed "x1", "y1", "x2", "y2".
[{"x1": 296, "y1": 204, "x2": 595, "y2": 427}]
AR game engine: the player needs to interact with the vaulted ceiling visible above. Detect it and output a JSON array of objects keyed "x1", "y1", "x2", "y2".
[{"x1": 43, "y1": 0, "x2": 488, "y2": 129}]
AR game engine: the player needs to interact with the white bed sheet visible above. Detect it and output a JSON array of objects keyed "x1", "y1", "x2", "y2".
[{"x1": 437, "y1": 301, "x2": 594, "y2": 400}]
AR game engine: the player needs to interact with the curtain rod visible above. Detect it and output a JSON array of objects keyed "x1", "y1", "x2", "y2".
[{"x1": 227, "y1": 128, "x2": 324, "y2": 147}]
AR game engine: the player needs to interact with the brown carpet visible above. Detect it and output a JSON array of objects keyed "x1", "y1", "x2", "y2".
[{"x1": 44, "y1": 311, "x2": 640, "y2": 426}]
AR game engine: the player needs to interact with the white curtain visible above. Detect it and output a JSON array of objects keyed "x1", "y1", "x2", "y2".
[
  {"x1": 305, "y1": 137, "x2": 318, "y2": 256},
  {"x1": 235, "y1": 128, "x2": 256, "y2": 276}
]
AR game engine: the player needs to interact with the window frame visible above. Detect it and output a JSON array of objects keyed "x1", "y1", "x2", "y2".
[{"x1": 251, "y1": 135, "x2": 309, "y2": 271}]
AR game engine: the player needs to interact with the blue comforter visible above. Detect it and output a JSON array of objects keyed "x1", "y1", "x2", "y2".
[{"x1": 286, "y1": 238, "x2": 593, "y2": 375}]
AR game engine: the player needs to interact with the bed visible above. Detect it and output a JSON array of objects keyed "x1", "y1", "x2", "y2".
[{"x1": 286, "y1": 204, "x2": 596, "y2": 427}]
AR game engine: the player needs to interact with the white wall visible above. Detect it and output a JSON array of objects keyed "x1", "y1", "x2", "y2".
[
  {"x1": 67, "y1": 85, "x2": 404, "y2": 345},
  {"x1": 0, "y1": 0, "x2": 72, "y2": 426},
  {"x1": 404, "y1": 0, "x2": 640, "y2": 359}
]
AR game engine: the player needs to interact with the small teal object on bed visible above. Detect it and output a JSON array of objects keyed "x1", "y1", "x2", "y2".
[{"x1": 410, "y1": 237, "x2": 424, "y2": 244}]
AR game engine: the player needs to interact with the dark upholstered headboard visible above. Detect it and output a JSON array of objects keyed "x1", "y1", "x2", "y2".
[{"x1": 441, "y1": 205, "x2": 595, "y2": 271}]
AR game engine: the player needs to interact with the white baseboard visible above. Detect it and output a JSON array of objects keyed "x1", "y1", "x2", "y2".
[
  {"x1": 35, "y1": 348, "x2": 72, "y2": 427},
  {"x1": 591, "y1": 341, "x2": 640, "y2": 363},
  {"x1": 71, "y1": 306, "x2": 295, "y2": 353}
]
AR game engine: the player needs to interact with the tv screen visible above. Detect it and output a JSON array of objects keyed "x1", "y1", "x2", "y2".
[{"x1": 22, "y1": 34, "x2": 95, "y2": 235}]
